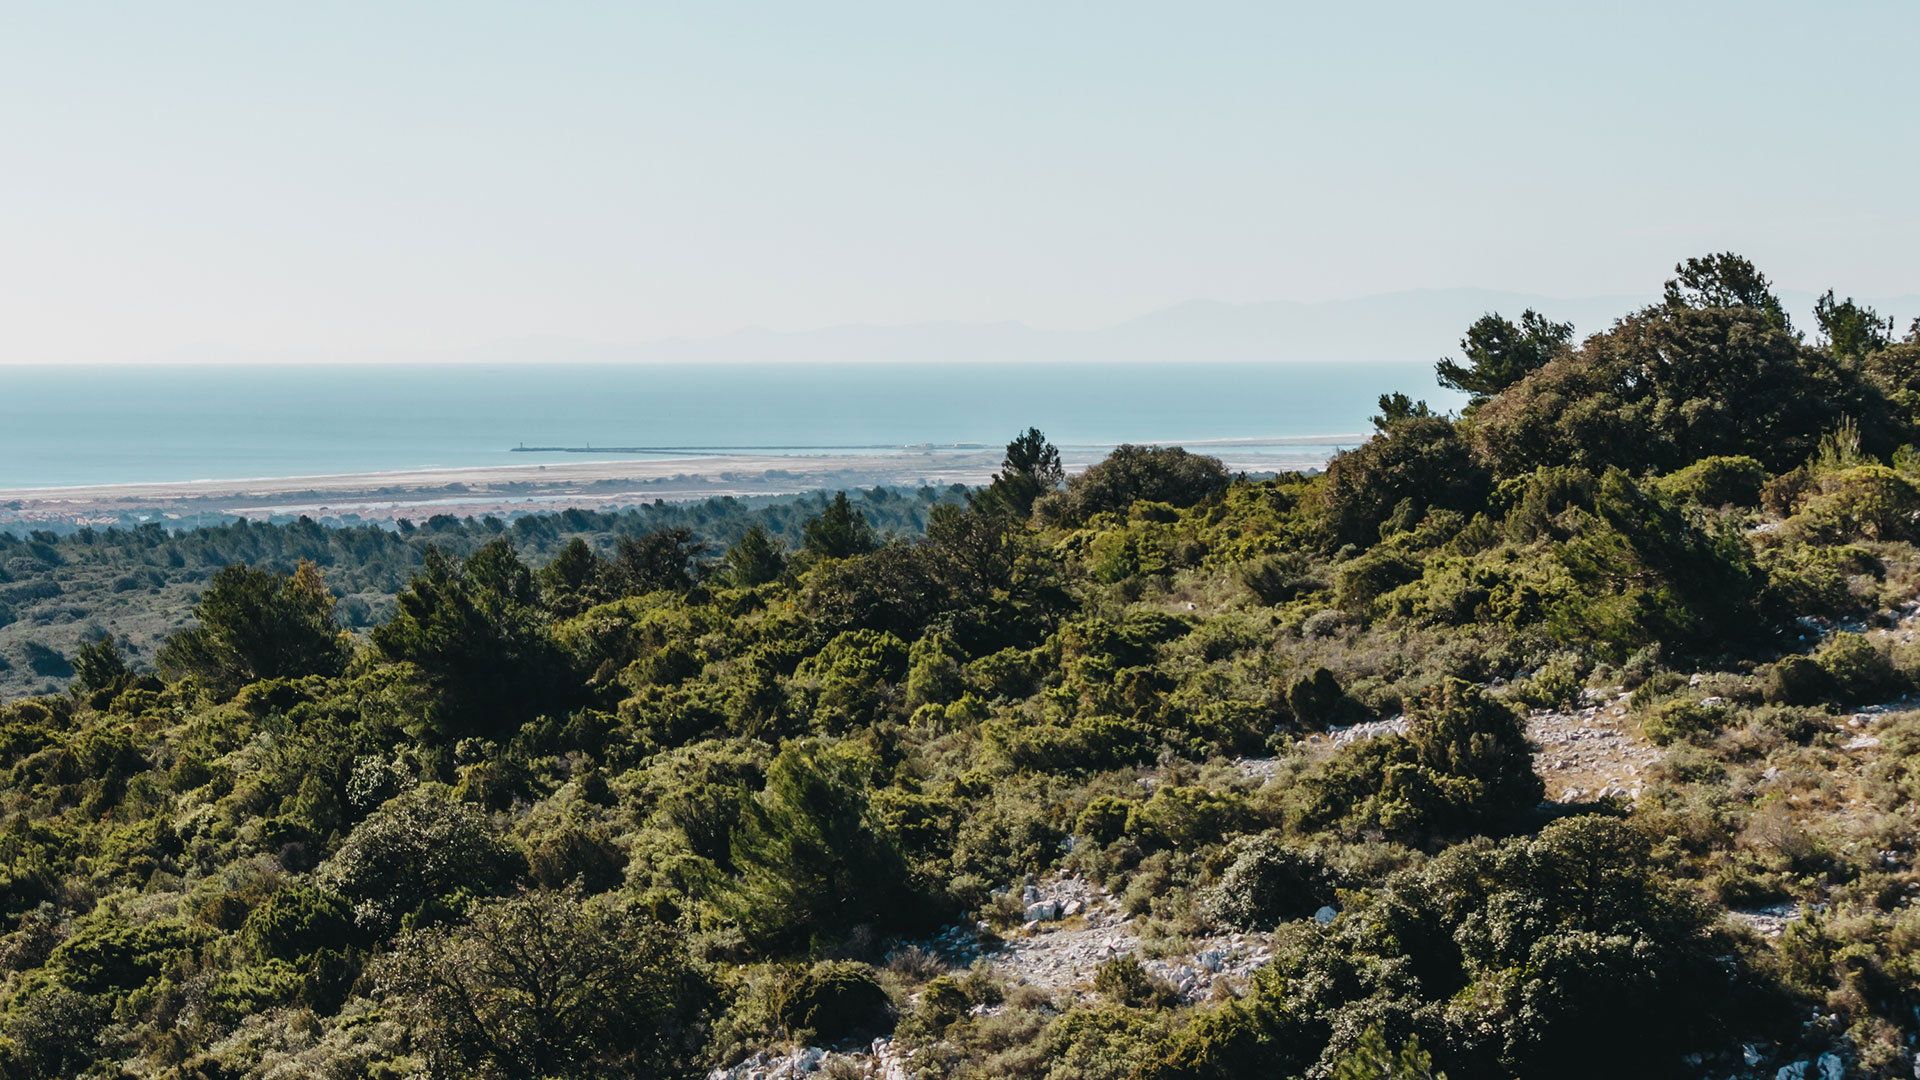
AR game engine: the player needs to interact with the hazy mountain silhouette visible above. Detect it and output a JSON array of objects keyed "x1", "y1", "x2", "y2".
[
  {"x1": 461, "y1": 289, "x2": 1664, "y2": 367},
  {"x1": 171, "y1": 287, "x2": 1919, "y2": 366}
]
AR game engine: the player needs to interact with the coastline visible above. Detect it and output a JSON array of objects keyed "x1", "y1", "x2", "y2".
[{"x1": 0, "y1": 444, "x2": 1341, "y2": 530}]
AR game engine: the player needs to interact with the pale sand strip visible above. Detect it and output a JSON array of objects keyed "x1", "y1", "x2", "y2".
[
  {"x1": 0, "y1": 446, "x2": 1338, "y2": 526},
  {"x1": 0, "y1": 453, "x2": 986, "y2": 504}
]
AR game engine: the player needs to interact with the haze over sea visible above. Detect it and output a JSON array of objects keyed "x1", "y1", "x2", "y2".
[{"x1": 0, "y1": 362, "x2": 1459, "y2": 491}]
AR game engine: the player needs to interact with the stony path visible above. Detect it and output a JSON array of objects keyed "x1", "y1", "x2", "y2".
[
  {"x1": 709, "y1": 876, "x2": 1284, "y2": 1080},
  {"x1": 1245, "y1": 693, "x2": 1665, "y2": 804},
  {"x1": 978, "y1": 875, "x2": 1277, "y2": 1000},
  {"x1": 1526, "y1": 692, "x2": 1661, "y2": 802}
]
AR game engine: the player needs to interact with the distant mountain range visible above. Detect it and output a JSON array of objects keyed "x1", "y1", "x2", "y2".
[
  {"x1": 451, "y1": 288, "x2": 1920, "y2": 368},
  {"x1": 143, "y1": 287, "x2": 1920, "y2": 367}
]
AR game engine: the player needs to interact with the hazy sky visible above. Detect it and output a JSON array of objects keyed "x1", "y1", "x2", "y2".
[{"x1": 2, "y1": 2, "x2": 1916, "y2": 362}]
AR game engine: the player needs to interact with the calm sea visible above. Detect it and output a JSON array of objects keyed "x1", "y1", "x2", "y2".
[{"x1": 0, "y1": 363, "x2": 1455, "y2": 489}]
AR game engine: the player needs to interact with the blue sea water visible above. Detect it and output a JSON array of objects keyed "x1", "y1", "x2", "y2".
[{"x1": 0, "y1": 362, "x2": 1457, "y2": 489}]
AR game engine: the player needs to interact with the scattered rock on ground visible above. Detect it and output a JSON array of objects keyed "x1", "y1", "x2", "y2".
[{"x1": 1527, "y1": 692, "x2": 1658, "y2": 802}]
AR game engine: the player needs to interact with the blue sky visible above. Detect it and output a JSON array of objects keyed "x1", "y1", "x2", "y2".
[{"x1": 2, "y1": 2, "x2": 1915, "y2": 362}]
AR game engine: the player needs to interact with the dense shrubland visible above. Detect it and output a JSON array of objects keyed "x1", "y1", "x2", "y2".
[
  {"x1": 8, "y1": 258, "x2": 1920, "y2": 1077},
  {"x1": 0, "y1": 488, "x2": 965, "y2": 701}
]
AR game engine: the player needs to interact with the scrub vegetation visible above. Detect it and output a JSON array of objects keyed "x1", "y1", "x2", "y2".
[{"x1": 7, "y1": 256, "x2": 1920, "y2": 1079}]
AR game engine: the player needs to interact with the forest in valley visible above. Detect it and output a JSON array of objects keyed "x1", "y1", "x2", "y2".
[{"x1": 12, "y1": 254, "x2": 1920, "y2": 1079}]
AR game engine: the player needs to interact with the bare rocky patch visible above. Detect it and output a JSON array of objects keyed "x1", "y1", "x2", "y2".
[{"x1": 1527, "y1": 690, "x2": 1661, "y2": 802}]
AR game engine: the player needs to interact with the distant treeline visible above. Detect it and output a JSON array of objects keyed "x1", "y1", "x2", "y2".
[{"x1": 0, "y1": 487, "x2": 966, "y2": 698}]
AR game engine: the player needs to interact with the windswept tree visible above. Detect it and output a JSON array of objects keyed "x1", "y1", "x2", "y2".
[
  {"x1": 802, "y1": 492, "x2": 879, "y2": 560},
  {"x1": 158, "y1": 559, "x2": 349, "y2": 694},
  {"x1": 537, "y1": 537, "x2": 613, "y2": 618},
  {"x1": 612, "y1": 527, "x2": 707, "y2": 594},
  {"x1": 972, "y1": 427, "x2": 1065, "y2": 517},
  {"x1": 1370, "y1": 392, "x2": 1434, "y2": 430},
  {"x1": 1813, "y1": 289, "x2": 1894, "y2": 358},
  {"x1": 729, "y1": 740, "x2": 915, "y2": 947},
  {"x1": 1662, "y1": 251, "x2": 1790, "y2": 329},
  {"x1": 373, "y1": 539, "x2": 581, "y2": 737},
  {"x1": 1434, "y1": 309, "x2": 1574, "y2": 404},
  {"x1": 723, "y1": 525, "x2": 786, "y2": 587},
  {"x1": 71, "y1": 635, "x2": 129, "y2": 693}
]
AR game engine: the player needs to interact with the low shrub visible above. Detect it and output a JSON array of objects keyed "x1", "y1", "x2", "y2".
[
  {"x1": 778, "y1": 961, "x2": 893, "y2": 1042},
  {"x1": 1764, "y1": 655, "x2": 1836, "y2": 706},
  {"x1": 1093, "y1": 955, "x2": 1178, "y2": 1009},
  {"x1": 1817, "y1": 631, "x2": 1900, "y2": 704},
  {"x1": 1640, "y1": 697, "x2": 1720, "y2": 745},
  {"x1": 1205, "y1": 833, "x2": 1330, "y2": 930},
  {"x1": 1654, "y1": 455, "x2": 1768, "y2": 508}
]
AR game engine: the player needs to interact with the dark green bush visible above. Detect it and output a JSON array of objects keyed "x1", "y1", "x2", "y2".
[
  {"x1": 1764, "y1": 655, "x2": 1837, "y2": 706},
  {"x1": 1077, "y1": 795, "x2": 1134, "y2": 845},
  {"x1": 320, "y1": 787, "x2": 521, "y2": 931},
  {"x1": 0, "y1": 987, "x2": 107, "y2": 1080},
  {"x1": 242, "y1": 885, "x2": 356, "y2": 962},
  {"x1": 1327, "y1": 1024, "x2": 1444, "y2": 1080},
  {"x1": 381, "y1": 887, "x2": 715, "y2": 1080},
  {"x1": 912, "y1": 973, "x2": 972, "y2": 1031},
  {"x1": 1653, "y1": 455, "x2": 1768, "y2": 508},
  {"x1": 1035, "y1": 445, "x2": 1230, "y2": 526},
  {"x1": 1322, "y1": 414, "x2": 1489, "y2": 548},
  {"x1": 1299, "y1": 679, "x2": 1541, "y2": 839},
  {"x1": 779, "y1": 961, "x2": 893, "y2": 1041},
  {"x1": 1788, "y1": 465, "x2": 1920, "y2": 543},
  {"x1": 1816, "y1": 631, "x2": 1900, "y2": 704},
  {"x1": 1510, "y1": 651, "x2": 1586, "y2": 710},
  {"x1": 1287, "y1": 667, "x2": 1361, "y2": 729},
  {"x1": 46, "y1": 915, "x2": 209, "y2": 996},
  {"x1": 1093, "y1": 954, "x2": 1177, "y2": 1008},
  {"x1": 1639, "y1": 698, "x2": 1719, "y2": 745},
  {"x1": 1242, "y1": 552, "x2": 1321, "y2": 606},
  {"x1": 1206, "y1": 833, "x2": 1330, "y2": 929}
]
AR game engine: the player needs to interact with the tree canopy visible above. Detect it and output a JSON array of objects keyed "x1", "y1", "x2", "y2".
[
  {"x1": 1434, "y1": 309, "x2": 1574, "y2": 404},
  {"x1": 156, "y1": 560, "x2": 349, "y2": 693}
]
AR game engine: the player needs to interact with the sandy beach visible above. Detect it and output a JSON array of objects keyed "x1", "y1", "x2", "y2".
[
  {"x1": 0, "y1": 444, "x2": 1342, "y2": 529},
  {"x1": 0, "y1": 451, "x2": 991, "y2": 527}
]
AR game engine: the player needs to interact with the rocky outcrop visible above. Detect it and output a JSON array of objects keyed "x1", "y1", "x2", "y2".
[
  {"x1": 927, "y1": 874, "x2": 1280, "y2": 1003},
  {"x1": 708, "y1": 1037, "x2": 913, "y2": 1080},
  {"x1": 1528, "y1": 691, "x2": 1658, "y2": 802}
]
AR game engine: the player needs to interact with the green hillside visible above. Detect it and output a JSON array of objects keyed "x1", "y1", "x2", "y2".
[{"x1": 6, "y1": 255, "x2": 1920, "y2": 1079}]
